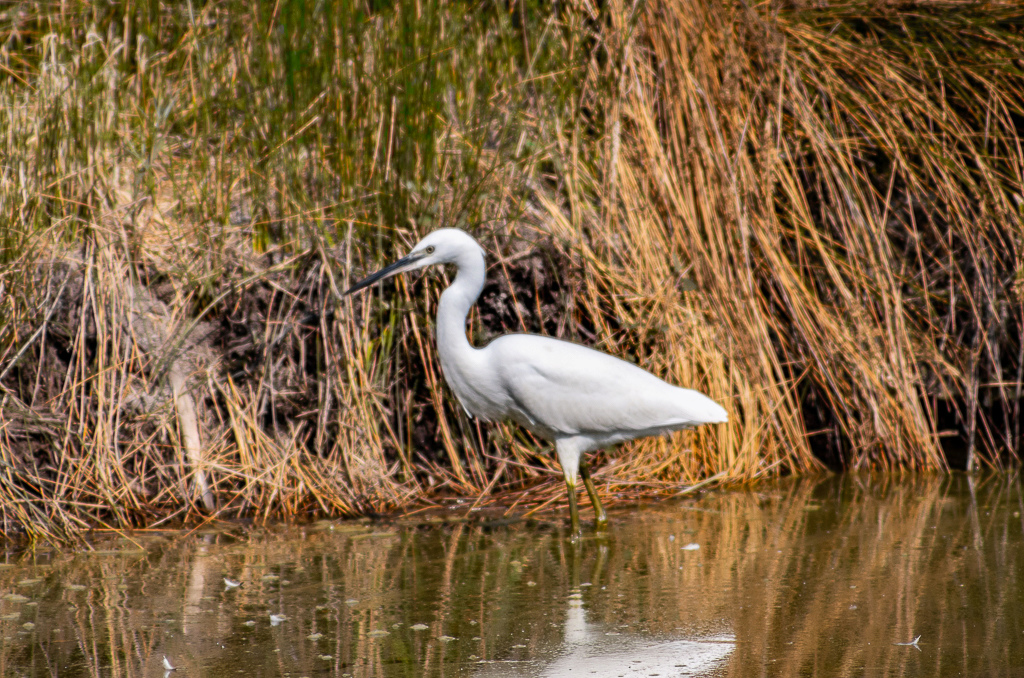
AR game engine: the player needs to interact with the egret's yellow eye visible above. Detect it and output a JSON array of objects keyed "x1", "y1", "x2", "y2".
[{"x1": 425, "y1": 246, "x2": 435, "y2": 254}]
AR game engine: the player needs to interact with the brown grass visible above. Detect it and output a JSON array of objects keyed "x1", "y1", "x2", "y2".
[
  {"x1": 1, "y1": 1, "x2": 1022, "y2": 541},
  {"x1": 601, "y1": 0, "x2": 1024, "y2": 472}
]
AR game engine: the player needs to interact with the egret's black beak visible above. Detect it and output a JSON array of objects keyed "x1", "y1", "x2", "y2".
[{"x1": 345, "y1": 251, "x2": 427, "y2": 295}]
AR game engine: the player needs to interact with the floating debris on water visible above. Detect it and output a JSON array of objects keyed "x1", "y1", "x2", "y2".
[
  {"x1": 270, "y1": 614, "x2": 287, "y2": 625},
  {"x1": 894, "y1": 635, "x2": 922, "y2": 651},
  {"x1": 307, "y1": 633, "x2": 323, "y2": 641},
  {"x1": 410, "y1": 624, "x2": 429, "y2": 631},
  {"x1": 367, "y1": 629, "x2": 390, "y2": 637},
  {"x1": 681, "y1": 543, "x2": 700, "y2": 551},
  {"x1": 438, "y1": 635, "x2": 456, "y2": 642}
]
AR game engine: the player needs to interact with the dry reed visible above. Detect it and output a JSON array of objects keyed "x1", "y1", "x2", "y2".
[{"x1": 0, "y1": 1, "x2": 1022, "y2": 541}]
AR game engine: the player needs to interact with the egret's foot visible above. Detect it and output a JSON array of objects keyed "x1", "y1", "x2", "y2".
[{"x1": 568, "y1": 510, "x2": 583, "y2": 541}]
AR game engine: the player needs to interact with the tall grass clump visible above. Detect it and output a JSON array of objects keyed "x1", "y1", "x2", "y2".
[
  {"x1": 0, "y1": 0, "x2": 585, "y2": 540},
  {"x1": 585, "y1": 0, "x2": 1024, "y2": 474},
  {"x1": 0, "y1": 0, "x2": 1022, "y2": 541}
]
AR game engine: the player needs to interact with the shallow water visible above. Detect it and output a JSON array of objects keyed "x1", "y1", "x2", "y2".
[{"x1": 1, "y1": 475, "x2": 1022, "y2": 677}]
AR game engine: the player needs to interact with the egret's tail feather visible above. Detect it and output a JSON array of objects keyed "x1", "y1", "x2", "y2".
[
  {"x1": 707, "y1": 402, "x2": 728, "y2": 424},
  {"x1": 677, "y1": 388, "x2": 728, "y2": 425}
]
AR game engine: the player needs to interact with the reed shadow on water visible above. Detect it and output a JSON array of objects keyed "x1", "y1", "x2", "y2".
[{"x1": 0, "y1": 474, "x2": 1020, "y2": 677}]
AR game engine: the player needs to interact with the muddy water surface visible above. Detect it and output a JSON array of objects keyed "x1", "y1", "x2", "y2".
[{"x1": 1, "y1": 475, "x2": 1022, "y2": 677}]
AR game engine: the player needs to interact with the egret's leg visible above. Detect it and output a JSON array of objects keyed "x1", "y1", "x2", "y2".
[
  {"x1": 555, "y1": 439, "x2": 584, "y2": 539},
  {"x1": 564, "y1": 474, "x2": 582, "y2": 539},
  {"x1": 579, "y1": 461, "x2": 607, "y2": 528}
]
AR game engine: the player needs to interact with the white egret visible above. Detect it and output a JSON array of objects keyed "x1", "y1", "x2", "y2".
[{"x1": 346, "y1": 229, "x2": 727, "y2": 536}]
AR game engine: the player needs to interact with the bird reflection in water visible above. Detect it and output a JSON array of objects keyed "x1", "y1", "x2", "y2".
[{"x1": 474, "y1": 586, "x2": 734, "y2": 677}]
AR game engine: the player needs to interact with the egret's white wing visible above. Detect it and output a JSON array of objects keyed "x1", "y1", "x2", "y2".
[{"x1": 485, "y1": 334, "x2": 725, "y2": 438}]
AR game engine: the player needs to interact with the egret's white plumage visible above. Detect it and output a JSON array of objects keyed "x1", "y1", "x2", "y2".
[{"x1": 347, "y1": 228, "x2": 727, "y2": 536}]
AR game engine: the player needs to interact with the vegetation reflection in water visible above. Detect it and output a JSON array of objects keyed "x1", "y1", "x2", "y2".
[{"x1": 0, "y1": 475, "x2": 1022, "y2": 677}]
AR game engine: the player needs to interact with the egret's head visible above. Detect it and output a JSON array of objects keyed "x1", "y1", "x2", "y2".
[{"x1": 345, "y1": 228, "x2": 484, "y2": 295}]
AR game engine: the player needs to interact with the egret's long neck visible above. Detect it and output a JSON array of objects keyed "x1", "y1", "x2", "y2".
[{"x1": 436, "y1": 248, "x2": 485, "y2": 362}]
